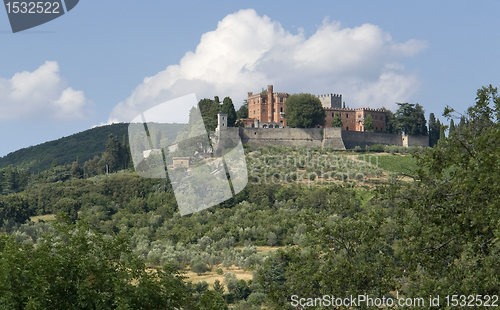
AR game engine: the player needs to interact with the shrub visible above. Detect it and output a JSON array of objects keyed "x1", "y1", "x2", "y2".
[
  {"x1": 267, "y1": 232, "x2": 277, "y2": 247},
  {"x1": 198, "y1": 236, "x2": 213, "y2": 251},
  {"x1": 369, "y1": 143, "x2": 385, "y2": 152},
  {"x1": 191, "y1": 258, "x2": 208, "y2": 275}
]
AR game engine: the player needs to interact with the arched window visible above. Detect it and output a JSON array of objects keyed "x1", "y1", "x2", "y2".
[
  {"x1": 346, "y1": 126, "x2": 349, "y2": 130},
  {"x1": 269, "y1": 124, "x2": 273, "y2": 128}
]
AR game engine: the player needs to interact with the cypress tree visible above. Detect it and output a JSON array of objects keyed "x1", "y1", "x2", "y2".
[
  {"x1": 436, "y1": 119, "x2": 442, "y2": 142},
  {"x1": 221, "y1": 97, "x2": 237, "y2": 127},
  {"x1": 458, "y1": 116, "x2": 466, "y2": 134},
  {"x1": 428, "y1": 113, "x2": 438, "y2": 147},
  {"x1": 449, "y1": 119, "x2": 456, "y2": 136},
  {"x1": 439, "y1": 124, "x2": 446, "y2": 142}
]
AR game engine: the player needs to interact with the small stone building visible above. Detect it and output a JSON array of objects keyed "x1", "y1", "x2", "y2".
[{"x1": 172, "y1": 157, "x2": 191, "y2": 168}]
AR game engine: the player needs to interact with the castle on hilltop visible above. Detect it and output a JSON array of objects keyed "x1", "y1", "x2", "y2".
[
  {"x1": 239, "y1": 85, "x2": 386, "y2": 132},
  {"x1": 213, "y1": 85, "x2": 428, "y2": 151}
]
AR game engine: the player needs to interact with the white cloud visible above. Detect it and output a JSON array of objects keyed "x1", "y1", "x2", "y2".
[
  {"x1": 0, "y1": 61, "x2": 90, "y2": 121},
  {"x1": 109, "y1": 9, "x2": 427, "y2": 123}
]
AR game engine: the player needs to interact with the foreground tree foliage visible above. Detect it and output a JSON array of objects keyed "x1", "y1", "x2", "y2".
[
  {"x1": 0, "y1": 218, "x2": 226, "y2": 309},
  {"x1": 255, "y1": 206, "x2": 397, "y2": 309},
  {"x1": 388, "y1": 84, "x2": 500, "y2": 302},
  {"x1": 252, "y1": 85, "x2": 500, "y2": 309}
]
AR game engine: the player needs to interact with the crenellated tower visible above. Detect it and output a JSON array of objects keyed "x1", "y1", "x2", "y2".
[{"x1": 267, "y1": 85, "x2": 274, "y2": 122}]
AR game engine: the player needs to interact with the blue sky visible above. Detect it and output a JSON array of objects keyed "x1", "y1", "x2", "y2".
[{"x1": 0, "y1": 1, "x2": 499, "y2": 157}]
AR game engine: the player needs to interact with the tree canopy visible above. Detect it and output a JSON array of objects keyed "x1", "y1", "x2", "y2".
[
  {"x1": 0, "y1": 219, "x2": 204, "y2": 309},
  {"x1": 221, "y1": 97, "x2": 237, "y2": 127},
  {"x1": 198, "y1": 98, "x2": 220, "y2": 132},
  {"x1": 236, "y1": 100, "x2": 248, "y2": 119},
  {"x1": 395, "y1": 102, "x2": 427, "y2": 135},
  {"x1": 385, "y1": 84, "x2": 500, "y2": 297},
  {"x1": 381, "y1": 107, "x2": 398, "y2": 134},
  {"x1": 363, "y1": 114, "x2": 374, "y2": 131},
  {"x1": 284, "y1": 93, "x2": 326, "y2": 128},
  {"x1": 330, "y1": 113, "x2": 343, "y2": 128}
]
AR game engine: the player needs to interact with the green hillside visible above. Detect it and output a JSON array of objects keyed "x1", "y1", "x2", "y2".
[
  {"x1": 0, "y1": 123, "x2": 183, "y2": 173},
  {"x1": 0, "y1": 123, "x2": 130, "y2": 173}
]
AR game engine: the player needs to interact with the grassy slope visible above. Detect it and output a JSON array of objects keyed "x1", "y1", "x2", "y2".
[{"x1": 374, "y1": 154, "x2": 419, "y2": 175}]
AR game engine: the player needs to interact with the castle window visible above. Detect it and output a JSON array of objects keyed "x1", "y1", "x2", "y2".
[
  {"x1": 280, "y1": 107, "x2": 283, "y2": 112},
  {"x1": 346, "y1": 126, "x2": 349, "y2": 130},
  {"x1": 376, "y1": 127, "x2": 378, "y2": 130},
  {"x1": 263, "y1": 109, "x2": 265, "y2": 112},
  {"x1": 332, "y1": 113, "x2": 334, "y2": 117},
  {"x1": 254, "y1": 110, "x2": 256, "y2": 114},
  {"x1": 346, "y1": 113, "x2": 349, "y2": 118}
]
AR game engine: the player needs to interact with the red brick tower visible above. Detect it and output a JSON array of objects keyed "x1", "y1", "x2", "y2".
[{"x1": 267, "y1": 85, "x2": 273, "y2": 122}]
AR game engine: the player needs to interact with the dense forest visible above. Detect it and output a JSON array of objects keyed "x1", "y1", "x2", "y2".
[{"x1": 0, "y1": 86, "x2": 499, "y2": 309}]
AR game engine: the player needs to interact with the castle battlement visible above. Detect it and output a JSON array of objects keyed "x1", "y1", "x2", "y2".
[
  {"x1": 318, "y1": 93, "x2": 342, "y2": 98},
  {"x1": 245, "y1": 85, "x2": 388, "y2": 132},
  {"x1": 323, "y1": 107, "x2": 355, "y2": 111},
  {"x1": 274, "y1": 92, "x2": 289, "y2": 97},
  {"x1": 318, "y1": 93, "x2": 342, "y2": 109}
]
